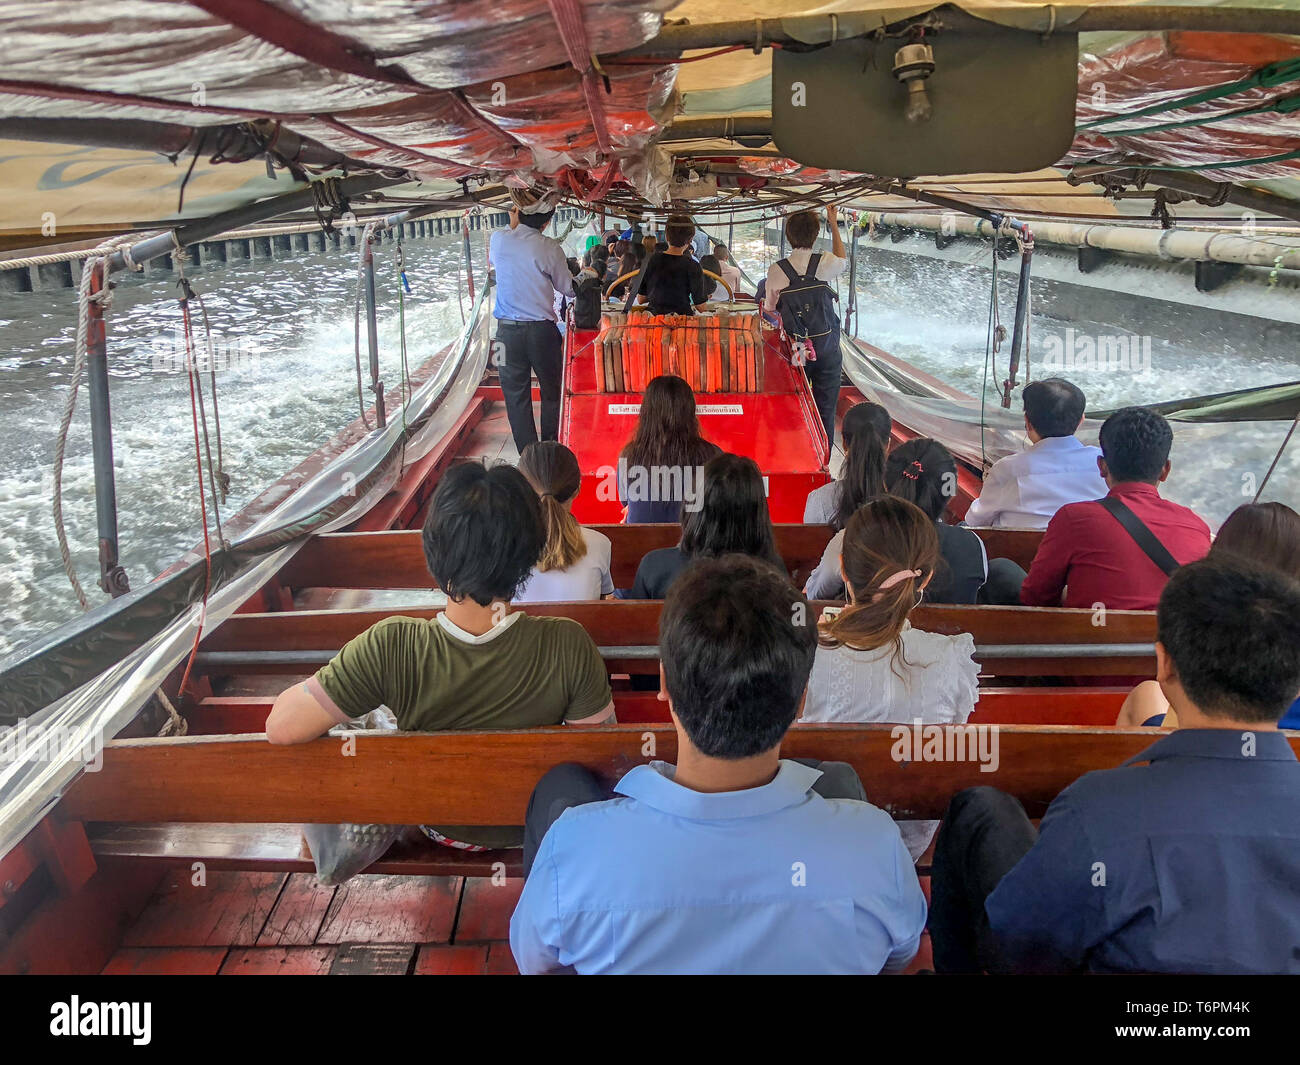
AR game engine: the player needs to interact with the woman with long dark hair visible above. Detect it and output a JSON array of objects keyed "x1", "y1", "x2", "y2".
[
  {"x1": 804, "y1": 401, "x2": 892, "y2": 528},
  {"x1": 618, "y1": 374, "x2": 721, "y2": 524},
  {"x1": 514, "y1": 442, "x2": 613, "y2": 602},
  {"x1": 804, "y1": 437, "x2": 987, "y2": 603},
  {"x1": 801, "y1": 496, "x2": 979, "y2": 860},
  {"x1": 1118, "y1": 500, "x2": 1300, "y2": 728},
  {"x1": 627, "y1": 452, "x2": 783, "y2": 599}
]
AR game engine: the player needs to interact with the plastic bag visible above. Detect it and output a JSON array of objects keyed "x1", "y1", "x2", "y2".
[{"x1": 301, "y1": 707, "x2": 404, "y2": 886}]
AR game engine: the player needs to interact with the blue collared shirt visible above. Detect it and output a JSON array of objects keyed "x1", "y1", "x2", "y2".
[
  {"x1": 986, "y1": 728, "x2": 1300, "y2": 974},
  {"x1": 509, "y1": 759, "x2": 926, "y2": 975},
  {"x1": 489, "y1": 225, "x2": 573, "y2": 322}
]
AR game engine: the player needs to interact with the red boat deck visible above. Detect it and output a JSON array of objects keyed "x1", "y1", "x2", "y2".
[
  {"x1": 561, "y1": 324, "x2": 829, "y2": 524},
  {"x1": 101, "y1": 870, "x2": 934, "y2": 975}
]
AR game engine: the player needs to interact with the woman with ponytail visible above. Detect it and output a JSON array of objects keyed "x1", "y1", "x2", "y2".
[
  {"x1": 801, "y1": 496, "x2": 979, "y2": 860},
  {"x1": 514, "y1": 442, "x2": 614, "y2": 602},
  {"x1": 804, "y1": 436, "x2": 986, "y2": 603},
  {"x1": 803, "y1": 401, "x2": 892, "y2": 527},
  {"x1": 885, "y1": 438, "x2": 987, "y2": 604}
]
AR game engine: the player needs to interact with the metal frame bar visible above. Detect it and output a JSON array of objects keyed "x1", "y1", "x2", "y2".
[{"x1": 613, "y1": 6, "x2": 1300, "y2": 57}]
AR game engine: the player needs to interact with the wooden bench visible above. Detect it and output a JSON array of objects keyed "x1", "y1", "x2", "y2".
[
  {"x1": 197, "y1": 601, "x2": 1157, "y2": 678},
  {"x1": 72, "y1": 724, "x2": 1241, "y2": 881},
  {"x1": 275, "y1": 524, "x2": 1046, "y2": 592},
  {"x1": 187, "y1": 687, "x2": 1133, "y2": 734}
]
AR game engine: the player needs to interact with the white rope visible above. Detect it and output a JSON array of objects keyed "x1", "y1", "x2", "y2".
[
  {"x1": 156, "y1": 688, "x2": 189, "y2": 737},
  {"x1": 52, "y1": 234, "x2": 140, "y2": 610}
]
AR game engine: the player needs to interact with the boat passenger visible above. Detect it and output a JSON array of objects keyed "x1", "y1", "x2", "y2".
[
  {"x1": 803, "y1": 401, "x2": 892, "y2": 527},
  {"x1": 699, "y1": 253, "x2": 726, "y2": 302},
  {"x1": 712, "y1": 243, "x2": 742, "y2": 297},
  {"x1": 1118, "y1": 500, "x2": 1300, "y2": 729},
  {"x1": 765, "y1": 205, "x2": 847, "y2": 452},
  {"x1": 617, "y1": 374, "x2": 721, "y2": 524},
  {"x1": 690, "y1": 225, "x2": 710, "y2": 261},
  {"x1": 963, "y1": 377, "x2": 1106, "y2": 529},
  {"x1": 604, "y1": 240, "x2": 629, "y2": 286},
  {"x1": 801, "y1": 497, "x2": 979, "y2": 861},
  {"x1": 639, "y1": 215, "x2": 709, "y2": 316},
  {"x1": 488, "y1": 189, "x2": 573, "y2": 454},
  {"x1": 514, "y1": 442, "x2": 614, "y2": 603},
  {"x1": 804, "y1": 438, "x2": 987, "y2": 604},
  {"x1": 264, "y1": 461, "x2": 615, "y2": 851},
  {"x1": 929, "y1": 555, "x2": 1300, "y2": 974},
  {"x1": 509, "y1": 554, "x2": 927, "y2": 975},
  {"x1": 627, "y1": 451, "x2": 783, "y2": 599},
  {"x1": 607, "y1": 249, "x2": 640, "y2": 299},
  {"x1": 983, "y1": 406, "x2": 1210, "y2": 608}
]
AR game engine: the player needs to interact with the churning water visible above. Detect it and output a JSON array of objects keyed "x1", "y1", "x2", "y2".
[{"x1": 0, "y1": 220, "x2": 1296, "y2": 656}]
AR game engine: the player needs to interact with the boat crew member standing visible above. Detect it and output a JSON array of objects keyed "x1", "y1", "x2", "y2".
[
  {"x1": 489, "y1": 189, "x2": 573, "y2": 454},
  {"x1": 765, "y1": 206, "x2": 848, "y2": 455}
]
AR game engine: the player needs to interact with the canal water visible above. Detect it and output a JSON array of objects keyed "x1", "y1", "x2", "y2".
[{"x1": 0, "y1": 220, "x2": 1296, "y2": 656}]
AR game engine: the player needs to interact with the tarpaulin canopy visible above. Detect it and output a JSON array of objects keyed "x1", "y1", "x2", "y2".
[{"x1": 1, "y1": 1, "x2": 1299, "y2": 247}]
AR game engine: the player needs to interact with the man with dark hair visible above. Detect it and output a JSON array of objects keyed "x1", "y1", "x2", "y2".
[
  {"x1": 488, "y1": 191, "x2": 573, "y2": 454},
  {"x1": 764, "y1": 205, "x2": 846, "y2": 454},
  {"x1": 930, "y1": 556, "x2": 1300, "y2": 974},
  {"x1": 509, "y1": 554, "x2": 926, "y2": 974},
  {"x1": 265, "y1": 460, "x2": 614, "y2": 849},
  {"x1": 966, "y1": 378, "x2": 1106, "y2": 529},
  {"x1": 984, "y1": 405, "x2": 1210, "y2": 608},
  {"x1": 639, "y1": 214, "x2": 709, "y2": 316}
]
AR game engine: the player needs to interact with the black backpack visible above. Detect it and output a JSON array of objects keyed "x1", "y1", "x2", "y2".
[
  {"x1": 775, "y1": 254, "x2": 839, "y2": 342},
  {"x1": 572, "y1": 273, "x2": 603, "y2": 329}
]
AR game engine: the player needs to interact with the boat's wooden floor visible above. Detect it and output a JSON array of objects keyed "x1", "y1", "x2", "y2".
[{"x1": 101, "y1": 870, "x2": 934, "y2": 974}]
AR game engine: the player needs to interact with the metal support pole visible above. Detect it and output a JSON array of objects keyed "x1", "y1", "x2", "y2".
[
  {"x1": 462, "y1": 217, "x2": 476, "y2": 304},
  {"x1": 362, "y1": 235, "x2": 387, "y2": 429},
  {"x1": 86, "y1": 263, "x2": 130, "y2": 597},
  {"x1": 1003, "y1": 232, "x2": 1035, "y2": 407}
]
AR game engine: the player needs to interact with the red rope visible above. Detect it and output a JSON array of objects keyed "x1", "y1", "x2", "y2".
[
  {"x1": 176, "y1": 298, "x2": 213, "y2": 699},
  {"x1": 545, "y1": 0, "x2": 613, "y2": 156}
]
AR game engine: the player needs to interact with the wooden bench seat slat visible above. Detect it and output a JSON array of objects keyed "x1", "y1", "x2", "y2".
[
  {"x1": 187, "y1": 688, "x2": 1132, "y2": 734},
  {"x1": 197, "y1": 601, "x2": 1157, "y2": 677}
]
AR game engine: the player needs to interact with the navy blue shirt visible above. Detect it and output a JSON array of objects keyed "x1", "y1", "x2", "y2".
[{"x1": 987, "y1": 728, "x2": 1300, "y2": 974}]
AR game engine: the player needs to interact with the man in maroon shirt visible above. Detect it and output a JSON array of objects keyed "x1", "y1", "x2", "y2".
[{"x1": 983, "y1": 407, "x2": 1210, "y2": 609}]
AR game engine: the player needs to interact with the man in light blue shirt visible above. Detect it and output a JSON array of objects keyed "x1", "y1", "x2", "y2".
[
  {"x1": 965, "y1": 377, "x2": 1107, "y2": 530},
  {"x1": 488, "y1": 195, "x2": 574, "y2": 453},
  {"x1": 509, "y1": 555, "x2": 927, "y2": 975}
]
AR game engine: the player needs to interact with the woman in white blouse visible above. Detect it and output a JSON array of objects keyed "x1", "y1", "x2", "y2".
[
  {"x1": 801, "y1": 496, "x2": 979, "y2": 861},
  {"x1": 514, "y1": 442, "x2": 614, "y2": 602}
]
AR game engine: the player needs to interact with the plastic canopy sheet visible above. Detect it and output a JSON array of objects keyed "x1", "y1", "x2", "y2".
[
  {"x1": 0, "y1": 288, "x2": 494, "y2": 862},
  {"x1": 0, "y1": 0, "x2": 678, "y2": 183},
  {"x1": 1070, "y1": 31, "x2": 1300, "y2": 181}
]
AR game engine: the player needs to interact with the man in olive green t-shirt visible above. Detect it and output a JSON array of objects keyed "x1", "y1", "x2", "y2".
[{"x1": 266, "y1": 461, "x2": 615, "y2": 847}]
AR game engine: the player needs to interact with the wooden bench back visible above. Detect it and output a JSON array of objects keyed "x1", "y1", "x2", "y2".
[
  {"x1": 199, "y1": 600, "x2": 1156, "y2": 677},
  {"x1": 276, "y1": 524, "x2": 1044, "y2": 591},
  {"x1": 64, "y1": 725, "x2": 1243, "y2": 825}
]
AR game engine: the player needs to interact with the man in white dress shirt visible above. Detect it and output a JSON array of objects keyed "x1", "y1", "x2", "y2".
[
  {"x1": 964, "y1": 378, "x2": 1107, "y2": 530},
  {"x1": 488, "y1": 189, "x2": 573, "y2": 454}
]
